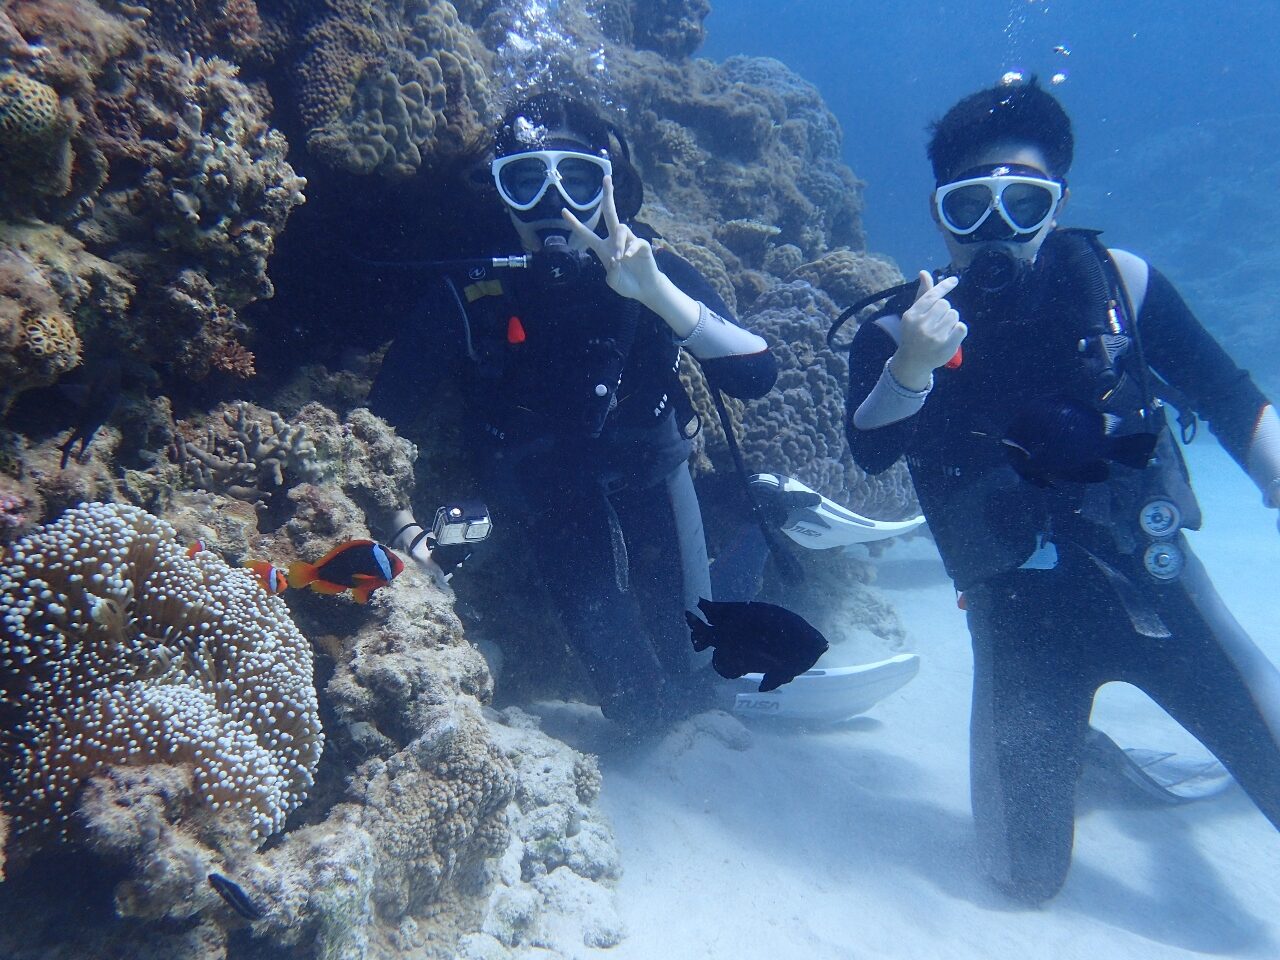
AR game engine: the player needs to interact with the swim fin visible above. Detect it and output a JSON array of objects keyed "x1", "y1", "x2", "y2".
[{"x1": 1082, "y1": 727, "x2": 1233, "y2": 804}]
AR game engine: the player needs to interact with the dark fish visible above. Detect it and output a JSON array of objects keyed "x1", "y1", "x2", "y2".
[
  {"x1": 208, "y1": 873, "x2": 266, "y2": 921},
  {"x1": 58, "y1": 358, "x2": 123, "y2": 469},
  {"x1": 287, "y1": 539, "x2": 405, "y2": 604},
  {"x1": 1002, "y1": 396, "x2": 1157, "y2": 487},
  {"x1": 686, "y1": 597, "x2": 829, "y2": 692}
]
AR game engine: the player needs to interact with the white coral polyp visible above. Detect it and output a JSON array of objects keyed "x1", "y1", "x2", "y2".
[{"x1": 0, "y1": 502, "x2": 323, "y2": 843}]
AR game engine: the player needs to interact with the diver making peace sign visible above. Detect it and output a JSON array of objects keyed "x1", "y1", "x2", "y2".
[{"x1": 370, "y1": 94, "x2": 779, "y2": 731}]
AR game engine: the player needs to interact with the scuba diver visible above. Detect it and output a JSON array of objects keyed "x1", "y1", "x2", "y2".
[
  {"x1": 368, "y1": 93, "x2": 778, "y2": 732},
  {"x1": 842, "y1": 79, "x2": 1280, "y2": 903}
]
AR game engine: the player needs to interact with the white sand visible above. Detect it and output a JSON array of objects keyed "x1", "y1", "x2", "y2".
[{"x1": 539, "y1": 438, "x2": 1280, "y2": 959}]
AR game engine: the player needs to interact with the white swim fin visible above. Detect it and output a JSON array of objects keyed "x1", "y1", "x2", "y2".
[
  {"x1": 749, "y1": 473, "x2": 924, "y2": 549},
  {"x1": 724, "y1": 653, "x2": 920, "y2": 724}
]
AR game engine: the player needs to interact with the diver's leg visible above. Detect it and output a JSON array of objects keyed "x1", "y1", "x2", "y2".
[
  {"x1": 966, "y1": 571, "x2": 1098, "y2": 903},
  {"x1": 515, "y1": 464, "x2": 671, "y2": 729},
  {"x1": 611, "y1": 463, "x2": 711, "y2": 683},
  {"x1": 1126, "y1": 546, "x2": 1280, "y2": 827}
]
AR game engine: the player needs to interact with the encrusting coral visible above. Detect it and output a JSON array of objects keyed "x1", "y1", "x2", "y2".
[
  {"x1": 0, "y1": 245, "x2": 83, "y2": 412},
  {"x1": 0, "y1": 502, "x2": 323, "y2": 859}
]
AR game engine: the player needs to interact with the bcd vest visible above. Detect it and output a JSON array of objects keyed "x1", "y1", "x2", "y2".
[{"x1": 888, "y1": 228, "x2": 1201, "y2": 590}]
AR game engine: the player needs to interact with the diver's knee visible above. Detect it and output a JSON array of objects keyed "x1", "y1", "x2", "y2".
[{"x1": 986, "y1": 869, "x2": 1066, "y2": 906}]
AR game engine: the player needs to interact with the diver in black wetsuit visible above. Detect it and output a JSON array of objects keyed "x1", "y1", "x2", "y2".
[
  {"x1": 844, "y1": 80, "x2": 1280, "y2": 903},
  {"x1": 369, "y1": 94, "x2": 777, "y2": 732}
]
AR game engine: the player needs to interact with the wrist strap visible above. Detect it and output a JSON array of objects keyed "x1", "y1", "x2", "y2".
[
  {"x1": 409, "y1": 529, "x2": 431, "y2": 553},
  {"x1": 392, "y1": 522, "x2": 424, "y2": 547},
  {"x1": 883, "y1": 357, "x2": 933, "y2": 398}
]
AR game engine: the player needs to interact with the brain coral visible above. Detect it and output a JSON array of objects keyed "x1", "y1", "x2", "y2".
[
  {"x1": 300, "y1": 0, "x2": 492, "y2": 177},
  {"x1": 0, "y1": 70, "x2": 73, "y2": 204},
  {"x1": 786, "y1": 248, "x2": 903, "y2": 309},
  {"x1": 0, "y1": 502, "x2": 323, "y2": 849}
]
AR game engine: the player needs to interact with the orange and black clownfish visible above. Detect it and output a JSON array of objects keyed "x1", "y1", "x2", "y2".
[
  {"x1": 286, "y1": 540, "x2": 404, "y2": 604},
  {"x1": 243, "y1": 559, "x2": 289, "y2": 595}
]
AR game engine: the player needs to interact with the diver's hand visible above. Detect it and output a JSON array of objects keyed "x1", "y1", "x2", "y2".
[
  {"x1": 891, "y1": 271, "x2": 966, "y2": 390},
  {"x1": 562, "y1": 177, "x2": 697, "y2": 331},
  {"x1": 391, "y1": 521, "x2": 448, "y2": 585}
]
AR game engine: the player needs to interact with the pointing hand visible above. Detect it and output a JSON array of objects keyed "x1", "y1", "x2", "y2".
[{"x1": 891, "y1": 271, "x2": 967, "y2": 389}]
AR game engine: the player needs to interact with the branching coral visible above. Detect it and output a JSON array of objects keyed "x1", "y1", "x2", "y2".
[
  {"x1": 0, "y1": 502, "x2": 323, "y2": 855},
  {"x1": 171, "y1": 402, "x2": 321, "y2": 512},
  {"x1": 69, "y1": 52, "x2": 304, "y2": 382}
]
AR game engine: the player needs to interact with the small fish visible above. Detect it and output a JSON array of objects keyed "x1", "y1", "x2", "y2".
[
  {"x1": 187, "y1": 540, "x2": 207, "y2": 558},
  {"x1": 243, "y1": 559, "x2": 289, "y2": 595},
  {"x1": 287, "y1": 539, "x2": 404, "y2": 604},
  {"x1": 686, "y1": 597, "x2": 829, "y2": 692},
  {"x1": 1002, "y1": 396, "x2": 1157, "y2": 487},
  {"x1": 208, "y1": 872, "x2": 266, "y2": 921},
  {"x1": 1053, "y1": 44, "x2": 1072, "y2": 56}
]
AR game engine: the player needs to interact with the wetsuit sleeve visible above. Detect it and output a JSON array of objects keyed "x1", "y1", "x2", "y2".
[
  {"x1": 1138, "y1": 266, "x2": 1273, "y2": 468},
  {"x1": 367, "y1": 285, "x2": 453, "y2": 430},
  {"x1": 844, "y1": 317, "x2": 921, "y2": 474},
  {"x1": 654, "y1": 247, "x2": 778, "y2": 400}
]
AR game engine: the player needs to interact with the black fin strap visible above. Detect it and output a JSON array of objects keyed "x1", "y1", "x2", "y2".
[{"x1": 707, "y1": 381, "x2": 803, "y2": 585}]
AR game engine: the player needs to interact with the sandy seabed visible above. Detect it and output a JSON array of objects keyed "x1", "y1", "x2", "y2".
[{"x1": 537, "y1": 437, "x2": 1280, "y2": 960}]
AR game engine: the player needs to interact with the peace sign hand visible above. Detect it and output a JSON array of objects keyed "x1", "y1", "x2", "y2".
[{"x1": 561, "y1": 176, "x2": 663, "y2": 304}]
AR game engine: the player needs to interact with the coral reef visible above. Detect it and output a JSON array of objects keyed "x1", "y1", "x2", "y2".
[
  {"x1": 631, "y1": 0, "x2": 711, "y2": 58},
  {"x1": 77, "y1": 52, "x2": 306, "y2": 370},
  {"x1": 623, "y1": 53, "x2": 863, "y2": 258},
  {"x1": 0, "y1": 70, "x2": 74, "y2": 207},
  {"x1": 0, "y1": 223, "x2": 132, "y2": 413},
  {"x1": 787, "y1": 248, "x2": 903, "y2": 310},
  {"x1": 460, "y1": 707, "x2": 623, "y2": 957},
  {"x1": 170, "y1": 401, "x2": 321, "y2": 513},
  {"x1": 295, "y1": 0, "x2": 493, "y2": 177},
  {"x1": 293, "y1": 403, "x2": 418, "y2": 521},
  {"x1": 0, "y1": 502, "x2": 323, "y2": 857}
]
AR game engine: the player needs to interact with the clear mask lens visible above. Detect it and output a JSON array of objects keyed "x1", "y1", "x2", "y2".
[
  {"x1": 936, "y1": 175, "x2": 1061, "y2": 236},
  {"x1": 493, "y1": 150, "x2": 612, "y2": 211}
]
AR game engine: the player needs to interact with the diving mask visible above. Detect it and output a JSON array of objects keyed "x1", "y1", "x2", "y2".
[
  {"x1": 935, "y1": 165, "x2": 1063, "y2": 240},
  {"x1": 492, "y1": 149, "x2": 613, "y2": 212}
]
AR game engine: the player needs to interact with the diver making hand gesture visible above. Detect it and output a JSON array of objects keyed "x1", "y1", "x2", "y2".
[
  {"x1": 846, "y1": 78, "x2": 1280, "y2": 905},
  {"x1": 886, "y1": 272, "x2": 967, "y2": 392},
  {"x1": 561, "y1": 175, "x2": 702, "y2": 340},
  {"x1": 370, "y1": 93, "x2": 778, "y2": 733}
]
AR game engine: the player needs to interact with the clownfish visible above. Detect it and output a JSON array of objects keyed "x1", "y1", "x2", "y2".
[
  {"x1": 286, "y1": 539, "x2": 404, "y2": 604},
  {"x1": 187, "y1": 540, "x2": 207, "y2": 558},
  {"x1": 243, "y1": 560, "x2": 289, "y2": 595}
]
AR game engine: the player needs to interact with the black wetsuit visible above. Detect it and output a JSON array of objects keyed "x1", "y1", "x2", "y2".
[
  {"x1": 845, "y1": 230, "x2": 1280, "y2": 902},
  {"x1": 370, "y1": 238, "x2": 775, "y2": 729}
]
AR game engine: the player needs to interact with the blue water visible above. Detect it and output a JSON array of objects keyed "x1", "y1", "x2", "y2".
[{"x1": 703, "y1": 0, "x2": 1280, "y2": 299}]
